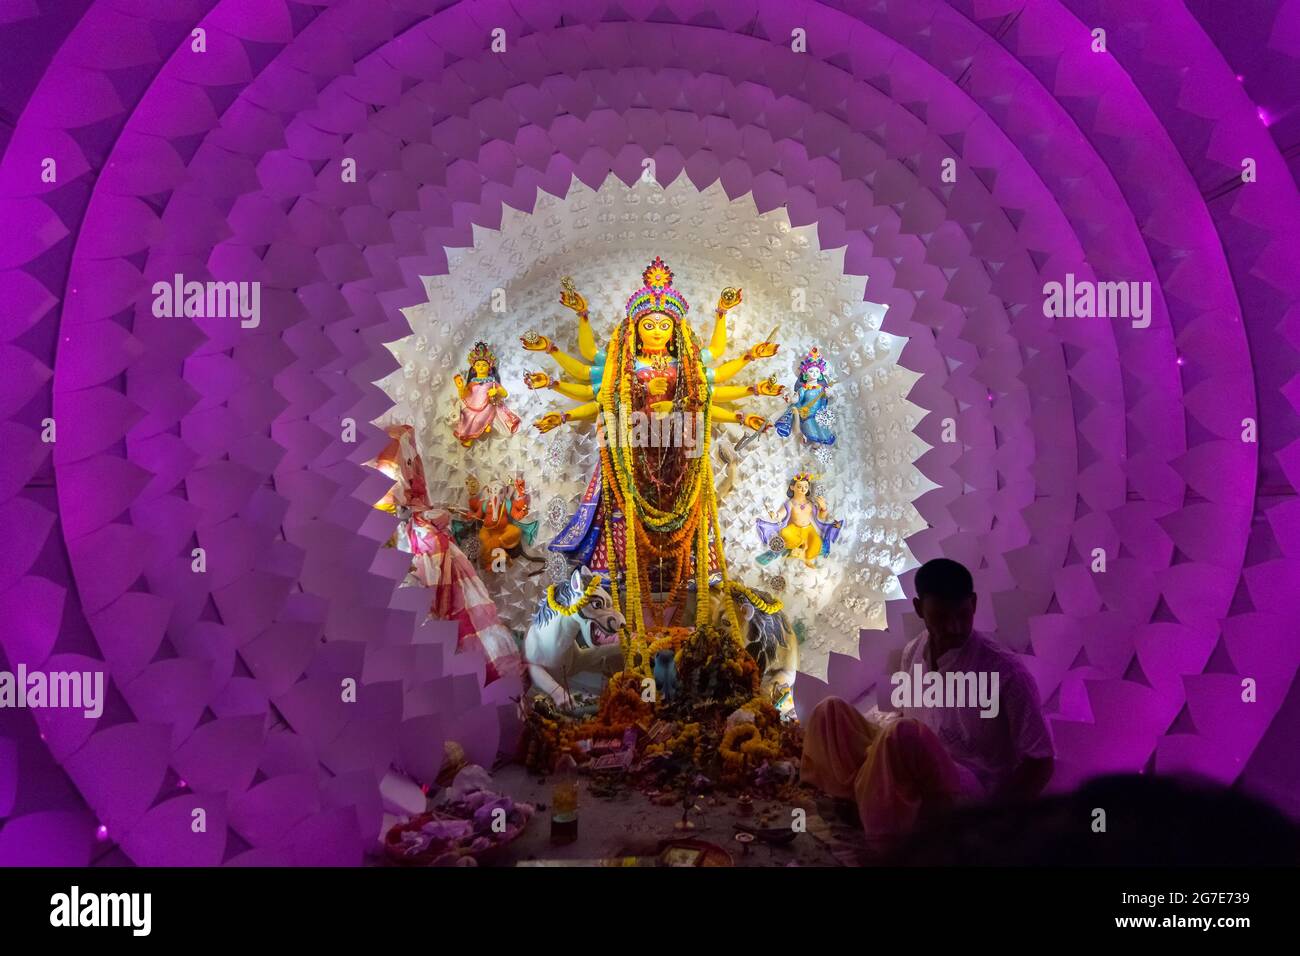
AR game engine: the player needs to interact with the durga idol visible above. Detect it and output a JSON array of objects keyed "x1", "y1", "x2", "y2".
[{"x1": 522, "y1": 258, "x2": 783, "y2": 643}]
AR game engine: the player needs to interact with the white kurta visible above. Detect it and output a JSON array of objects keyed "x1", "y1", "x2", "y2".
[{"x1": 895, "y1": 630, "x2": 1055, "y2": 797}]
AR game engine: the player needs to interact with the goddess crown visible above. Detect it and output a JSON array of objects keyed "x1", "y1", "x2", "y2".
[
  {"x1": 467, "y1": 341, "x2": 497, "y2": 371},
  {"x1": 626, "y1": 256, "x2": 689, "y2": 322},
  {"x1": 798, "y1": 347, "x2": 828, "y2": 379}
]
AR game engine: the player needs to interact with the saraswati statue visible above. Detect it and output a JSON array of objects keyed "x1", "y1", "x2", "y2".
[
  {"x1": 774, "y1": 346, "x2": 835, "y2": 446},
  {"x1": 522, "y1": 257, "x2": 783, "y2": 646}
]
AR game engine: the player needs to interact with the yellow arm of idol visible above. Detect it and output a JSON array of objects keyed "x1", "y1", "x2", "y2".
[
  {"x1": 563, "y1": 401, "x2": 600, "y2": 422},
  {"x1": 711, "y1": 355, "x2": 752, "y2": 384},
  {"x1": 547, "y1": 347, "x2": 593, "y2": 382},
  {"x1": 708, "y1": 288, "x2": 742, "y2": 358},
  {"x1": 709, "y1": 310, "x2": 728, "y2": 359},
  {"x1": 713, "y1": 341, "x2": 778, "y2": 384},
  {"x1": 710, "y1": 384, "x2": 755, "y2": 402},
  {"x1": 577, "y1": 315, "x2": 597, "y2": 362},
  {"x1": 709, "y1": 404, "x2": 765, "y2": 431},
  {"x1": 553, "y1": 380, "x2": 595, "y2": 401},
  {"x1": 559, "y1": 279, "x2": 596, "y2": 361},
  {"x1": 535, "y1": 401, "x2": 601, "y2": 433}
]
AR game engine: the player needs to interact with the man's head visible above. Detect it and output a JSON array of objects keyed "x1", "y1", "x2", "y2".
[{"x1": 912, "y1": 558, "x2": 976, "y2": 645}]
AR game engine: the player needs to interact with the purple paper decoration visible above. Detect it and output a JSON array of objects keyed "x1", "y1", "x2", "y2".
[{"x1": 0, "y1": 0, "x2": 1297, "y2": 865}]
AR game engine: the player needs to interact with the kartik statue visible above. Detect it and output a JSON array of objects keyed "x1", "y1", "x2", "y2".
[
  {"x1": 756, "y1": 472, "x2": 842, "y2": 568},
  {"x1": 453, "y1": 341, "x2": 520, "y2": 447}
]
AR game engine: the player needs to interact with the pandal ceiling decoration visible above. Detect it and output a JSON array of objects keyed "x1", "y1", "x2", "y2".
[{"x1": 1, "y1": 0, "x2": 1295, "y2": 864}]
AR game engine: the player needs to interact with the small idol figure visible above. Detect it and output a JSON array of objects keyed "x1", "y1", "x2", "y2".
[
  {"x1": 453, "y1": 341, "x2": 520, "y2": 447},
  {"x1": 756, "y1": 472, "x2": 842, "y2": 568},
  {"x1": 452, "y1": 472, "x2": 541, "y2": 569},
  {"x1": 774, "y1": 347, "x2": 835, "y2": 446}
]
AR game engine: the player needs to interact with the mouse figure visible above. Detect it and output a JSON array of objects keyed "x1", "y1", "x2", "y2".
[{"x1": 653, "y1": 649, "x2": 679, "y2": 701}]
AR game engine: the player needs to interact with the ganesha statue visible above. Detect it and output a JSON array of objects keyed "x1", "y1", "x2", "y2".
[{"x1": 455, "y1": 473, "x2": 542, "y2": 570}]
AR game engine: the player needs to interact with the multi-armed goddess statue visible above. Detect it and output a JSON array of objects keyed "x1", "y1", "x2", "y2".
[{"x1": 522, "y1": 257, "x2": 784, "y2": 646}]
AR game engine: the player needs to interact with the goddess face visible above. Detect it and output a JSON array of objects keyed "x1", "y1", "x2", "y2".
[
  {"x1": 791, "y1": 479, "x2": 811, "y2": 499},
  {"x1": 637, "y1": 312, "x2": 674, "y2": 352},
  {"x1": 804, "y1": 366, "x2": 822, "y2": 383},
  {"x1": 472, "y1": 359, "x2": 491, "y2": 378}
]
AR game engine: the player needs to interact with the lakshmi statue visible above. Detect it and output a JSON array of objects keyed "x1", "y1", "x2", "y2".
[
  {"x1": 453, "y1": 341, "x2": 520, "y2": 447},
  {"x1": 756, "y1": 472, "x2": 842, "y2": 568},
  {"x1": 773, "y1": 346, "x2": 835, "y2": 446},
  {"x1": 522, "y1": 258, "x2": 783, "y2": 645}
]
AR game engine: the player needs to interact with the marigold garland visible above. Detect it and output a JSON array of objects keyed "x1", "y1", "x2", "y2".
[
  {"x1": 595, "y1": 313, "x2": 742, "y2": 662},
  {"x1": 724, "y1": 581, "x2": 783, "y2": 616},
  {"x1": 665, "y1": 721, "x2": 705, "y2": 765},
  {"x1": 719, "y1": 702, "x2": 783, "y2": 771},
  {"x1": 647, "y1": 626, "x2": 692, "y2": 657},
  {"x1": 545, "y1": 573, "x2": 603, "y2": 616}
]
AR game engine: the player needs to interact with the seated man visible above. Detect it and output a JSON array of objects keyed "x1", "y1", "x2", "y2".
[{"x1": 801, "y1": 558, "x2": 1054, "y2": 842}]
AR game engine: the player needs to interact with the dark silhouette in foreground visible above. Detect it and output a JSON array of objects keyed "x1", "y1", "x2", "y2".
[{"x1": 883, "y1": 772, "x2": 1300, "y2": 866}]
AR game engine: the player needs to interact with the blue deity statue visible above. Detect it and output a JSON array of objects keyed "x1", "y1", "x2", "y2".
[{"x1": 774, "y1": 347, "x2": 835, "y2": 446}]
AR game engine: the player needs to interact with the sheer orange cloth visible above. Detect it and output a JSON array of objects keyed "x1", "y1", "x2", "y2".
[{"x1": 801, "y1": 697, "x2": 964, "y2": 838}]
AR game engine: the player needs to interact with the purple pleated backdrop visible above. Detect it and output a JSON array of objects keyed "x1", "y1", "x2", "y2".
[{"x1": 0, "y1": 0, "x2": 1297, "y2": 865}]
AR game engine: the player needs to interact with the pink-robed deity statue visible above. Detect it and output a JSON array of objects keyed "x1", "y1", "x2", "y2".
[{"x1": 453, "y1": 341, "x2": 521, "y2": 447}]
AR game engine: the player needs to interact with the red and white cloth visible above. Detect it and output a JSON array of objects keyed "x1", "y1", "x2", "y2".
[
  {"x1": 373, "y1": 425, "x2": 520, "y2": 683},
  {"x1": 406, "y1": 510, "x2": 521, "y2": 683}
]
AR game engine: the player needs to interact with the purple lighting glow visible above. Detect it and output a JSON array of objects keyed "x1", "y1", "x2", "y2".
[{"x1": 0, "y1": 0, "x2": 1294, "y2": 869}]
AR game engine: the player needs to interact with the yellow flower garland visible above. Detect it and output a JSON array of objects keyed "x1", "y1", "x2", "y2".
[
  {"x1": 647, "y1": 627, "x2": 692, "y2": 657},
  {"x1": 720, "y1": 722, "x2": 760, "y2": 764},
  {"x1": 719, "y1": 714, "x2": 782, "y2": 769},
  {"x1": 545, "y1": 574, "x2": 603, "y2": 616},
  {"x1": 724, "y1": 581, "x2": 783, "y2": 616},
  {"x1": 593, "y1": 315, "x2": 759, "y2": 669}
]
